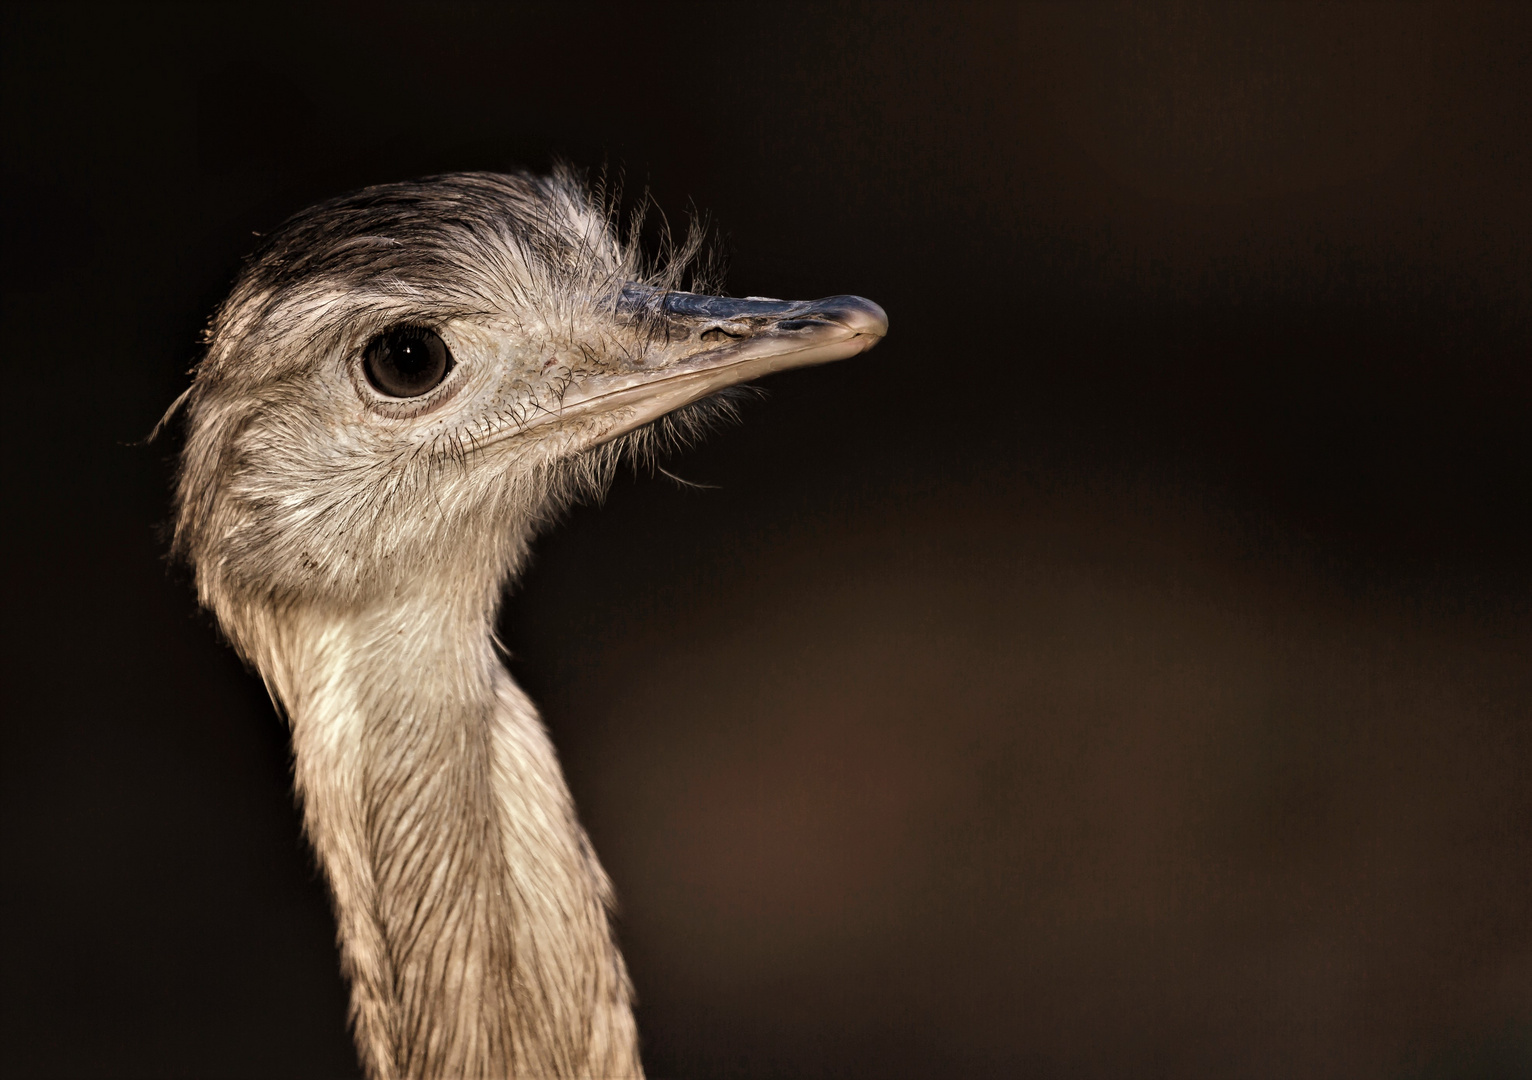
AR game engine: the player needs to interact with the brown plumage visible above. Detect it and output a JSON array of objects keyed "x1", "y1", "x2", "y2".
[{"x1": 169, "y1": 169, "x2": 886, "y2": 1079}]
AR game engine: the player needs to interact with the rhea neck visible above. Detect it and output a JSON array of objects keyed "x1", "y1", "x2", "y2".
[{"x1": 241, "y1": 559, "x2": 641, "y2": 1080}]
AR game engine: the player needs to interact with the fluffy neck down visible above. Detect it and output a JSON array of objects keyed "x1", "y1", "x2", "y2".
[{"x1": 254, "y1": 586, "x2": 640, "y2": 1080}]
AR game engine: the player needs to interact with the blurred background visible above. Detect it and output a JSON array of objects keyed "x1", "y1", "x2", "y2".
[{"x1": 3, "y1": 3, "x2": 1528, "y2": 1077}]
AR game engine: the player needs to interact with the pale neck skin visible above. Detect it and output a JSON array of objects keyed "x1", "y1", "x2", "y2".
[{"x1": 250, "y1": 579, "x2": 640, "y2": 1080}]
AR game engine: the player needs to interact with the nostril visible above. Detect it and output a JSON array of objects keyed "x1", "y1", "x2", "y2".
[{"x1": 699, "y1": 325, "x2": 746, "y2": 343}]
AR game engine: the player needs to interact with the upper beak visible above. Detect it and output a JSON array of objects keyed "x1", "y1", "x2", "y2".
[
  {"x1": 524, "y1": 286, "x2": 888, "y2": 445},
  {"x1": 632, "y1": 286, "x2": 889, "y2": 349}
]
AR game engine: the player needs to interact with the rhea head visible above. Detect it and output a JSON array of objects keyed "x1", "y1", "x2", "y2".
[{"x1": 172, "y1": 169, "x2": 886, "y2": 659}]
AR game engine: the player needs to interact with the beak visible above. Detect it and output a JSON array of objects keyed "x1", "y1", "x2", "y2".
[{"x1": 524, "y1": 286, "x2": 888, "y2": 445}]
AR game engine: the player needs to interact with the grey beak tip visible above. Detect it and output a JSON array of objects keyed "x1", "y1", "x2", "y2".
[{"x1": 821, "y1": 295, "x2": 889, "y2": 342}]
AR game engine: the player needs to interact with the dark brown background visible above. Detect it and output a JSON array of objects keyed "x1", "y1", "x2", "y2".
[{"x1": 3, "y1": 3, "x2": 1529, "y2": 1077}]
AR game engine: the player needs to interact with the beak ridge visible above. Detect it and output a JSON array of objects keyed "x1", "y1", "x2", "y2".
[{"x1": 620, "y1": 285, "x2": 888, "y2": 348}]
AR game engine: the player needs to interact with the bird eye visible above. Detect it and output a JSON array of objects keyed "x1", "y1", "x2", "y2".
[{"x1": 362, "y1": 326, "x2": 453, "y2": 398}]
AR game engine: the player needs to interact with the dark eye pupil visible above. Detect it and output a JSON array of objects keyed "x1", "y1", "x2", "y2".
[{"x1": 363, "y1": 326, "x2": 452, "y2": 398}]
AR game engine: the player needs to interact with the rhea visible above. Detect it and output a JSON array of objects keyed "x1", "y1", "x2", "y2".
[{"x1": 169, "y1": 170, "x2": 885, "y2": 1079}]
